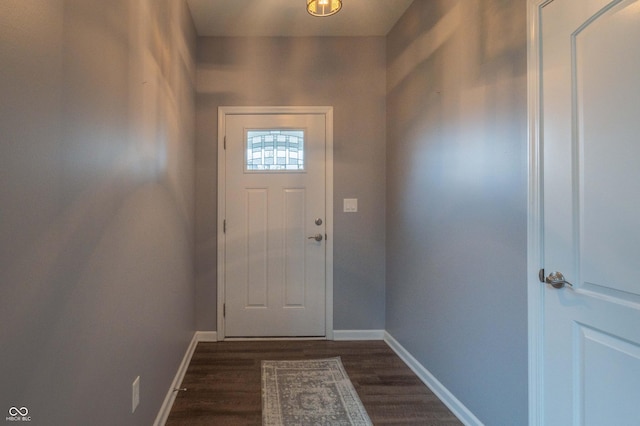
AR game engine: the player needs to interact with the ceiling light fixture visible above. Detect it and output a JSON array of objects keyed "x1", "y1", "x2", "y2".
[{"x1": 306, "y1": 0, "x2": 342, "y2": 17}]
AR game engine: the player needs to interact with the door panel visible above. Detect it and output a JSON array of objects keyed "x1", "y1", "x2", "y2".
[
  {"x1": 246, "y1": 188, "x2": 268, "y2": 307},
  {"x1": 283, "y1": 188, "x2": 306, "y2": 307},
  {"x1": 224, "y1": 113, "x2": 326, "y2": 337},
  {"x1": 576, "y1": 1, "x2": 640, "y2": 296},
  {"x1": 579, "y1": 324, "x2": 640, "y2": 425},
  {"x1": 540, "y1": 0, "x2": 640, "y2": 424}
]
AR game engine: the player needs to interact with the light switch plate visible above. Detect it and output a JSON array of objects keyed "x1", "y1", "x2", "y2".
[{"x1": 343, "y1": 198, "x2": 358, "y2": 213}]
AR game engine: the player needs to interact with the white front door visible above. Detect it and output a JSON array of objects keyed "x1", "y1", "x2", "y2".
[
  {"x1": 535, "y1": 0, "x2": 640, "y2": 424},
  {"x1": 221, "y1": 110, "x2": 330, "y2": 337}
]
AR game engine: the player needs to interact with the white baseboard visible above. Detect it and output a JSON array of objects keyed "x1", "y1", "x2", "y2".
[
  {"x1": 383, "y1": 332, "x2": 483, "y2": 426},
  {"x1": 195, "y1": 331, "x2": 218, "y2": 342},
  {"x1": 333, "y1": 329, "x2": 385, "y2": 341},
  {"x1": 154, "y1": 331, "x2": 218, "y2": 426}
]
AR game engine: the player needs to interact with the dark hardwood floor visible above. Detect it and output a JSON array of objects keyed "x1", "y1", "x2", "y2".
[{"x1": 166, "y1": 340, "x2": 462, "y2": 425}]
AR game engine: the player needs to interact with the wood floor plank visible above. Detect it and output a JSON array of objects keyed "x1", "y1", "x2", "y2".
[{"x1": 166, "y1": 340, "x2": 462, "y2": 425}]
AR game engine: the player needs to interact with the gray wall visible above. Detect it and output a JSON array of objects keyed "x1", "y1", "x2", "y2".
[
  {"x1": 385, "y1": 1, "x2": 528, "y2": 424},
  {"x1": 195, "y1": 37, "x2": 387, "y2": 330},
  {"x1": 0, "y1": 1, "x2": 196, "y2": 424}
]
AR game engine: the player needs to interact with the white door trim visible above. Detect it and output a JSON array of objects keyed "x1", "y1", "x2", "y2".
[
  {"x1": 217, "y1": 106, "x2": 334, "y2": 341},
  {"x1": 527, "y1": 1, "x2": 548, "y2": 424}
]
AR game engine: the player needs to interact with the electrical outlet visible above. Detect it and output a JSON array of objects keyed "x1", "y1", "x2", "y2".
[{"x1": 132, "y1": 376, "x2": 140, "y2": 413}]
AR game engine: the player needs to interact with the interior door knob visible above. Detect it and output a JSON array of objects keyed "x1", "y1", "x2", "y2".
[
  {"x1": 308, "y1": 234, "x2": 323, "y2": 242},
  {"x1": 545, "y1": 271, "x2": 573, "y2": 289}
]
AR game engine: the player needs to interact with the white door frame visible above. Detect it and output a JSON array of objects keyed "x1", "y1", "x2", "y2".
[
  {"x1": 216, "y1": 106, "x2": 334, "y2": 341},
  {"x1": 527, "y1": 1, "x2": 550, "y2": 424}
]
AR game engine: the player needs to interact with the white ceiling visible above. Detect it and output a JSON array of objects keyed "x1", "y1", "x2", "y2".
[{"x1": 186, "y1": 0, "x2": 414, "y2": 37}]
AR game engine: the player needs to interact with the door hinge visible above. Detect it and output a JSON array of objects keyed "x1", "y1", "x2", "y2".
[
  {"x1": 538, "y1": 268, "x2": 545, "y2": 283},
  {"x1": 223, "y1": 219, "x2": 226, "y2": 233},
  {"x1": 224, "y1": 136, "x2": 226, "y2": 150},
  {"x1": 223, "y1": 303, "x2": 226, "y2": 318}
]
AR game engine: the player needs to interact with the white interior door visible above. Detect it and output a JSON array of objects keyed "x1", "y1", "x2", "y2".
[
  {"x1": 222, "y1": 111, "x2": 328, "y2": 337},
  {"x1": 538, "y1": 0, "x2": 640, "y2": 424}
]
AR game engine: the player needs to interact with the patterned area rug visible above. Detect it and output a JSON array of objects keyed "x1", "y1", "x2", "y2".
[{"x1": 262, "y1": 357, "x2": 373, "y2": 426}]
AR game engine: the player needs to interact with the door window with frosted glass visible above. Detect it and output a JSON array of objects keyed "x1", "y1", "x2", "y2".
[{"x1": 245, "y1": 130, "x2": 305, "y2": 172}]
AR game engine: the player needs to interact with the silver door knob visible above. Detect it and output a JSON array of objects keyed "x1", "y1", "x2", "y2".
[
  {"x1": 545, "y1": 271, "x2": 573, "y2": 289},
  {"x1": 308, "y1": 234, "x2": 323, "y2": 242}
]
